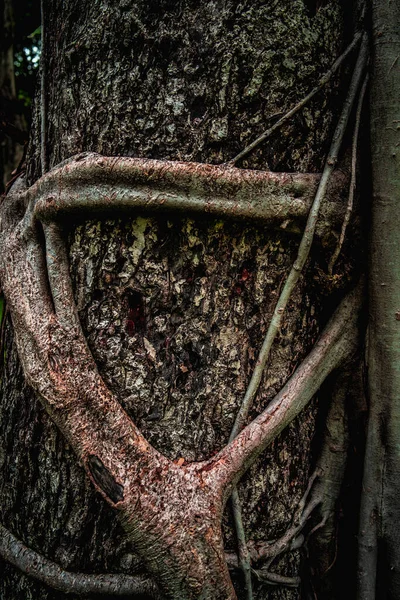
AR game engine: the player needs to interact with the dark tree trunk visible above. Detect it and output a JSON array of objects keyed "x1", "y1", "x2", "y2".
[
  {"x1": 358, "y1": 1, "x2": 400, "y2": 598},
  {"x1": 0, "y1": 1, "x2": 363, "y2": 599},
  {"x1": 0, "y1": 0, "x2": 25, "y2": 191}
]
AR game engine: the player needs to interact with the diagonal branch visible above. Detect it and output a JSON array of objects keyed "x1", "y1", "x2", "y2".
[
  {"x1": 227, "y1": 31, "x2": 362, "y2": 166},
  {"x1": 225, "y1": 34, "x2": 368, "y2": 594},
  {"x1": 228, "y1": 34, "x2": 368, "y2": 446},
  {"x1": 203, "y1": 283, "x2": 361, "y2": 497},
  {"x1": 0, "y1": 183, "x2": 168, "y2": 489},
  {"x1": 0, "y1": 523, "x2": 162, "y2": 598}
]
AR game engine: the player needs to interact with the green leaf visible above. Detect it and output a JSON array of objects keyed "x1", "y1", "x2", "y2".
[{"x1": 28, "y1": 25, "x2": 42, "y2": 39}]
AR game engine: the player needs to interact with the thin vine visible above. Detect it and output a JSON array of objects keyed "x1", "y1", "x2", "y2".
[
  {"x1": 0, "y1": 12, "x2": 367, "y2": 600},
  {"x1": 329, "y1": 74, "x2": 369, "y2": 273},
  {"x1": 228, "y1": 33, "x2": 369, "y2": 596},
  {"x1": 227, "y1": 31, "x2": 362, "y2": 167}
]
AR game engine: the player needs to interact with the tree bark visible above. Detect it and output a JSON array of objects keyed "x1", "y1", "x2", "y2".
[
  {"x1": 0, "y1": 1, "x2": 362, "y2": 599},
  {"x1": 358, "y1": 1, "x2": 400, "y2": 598}
]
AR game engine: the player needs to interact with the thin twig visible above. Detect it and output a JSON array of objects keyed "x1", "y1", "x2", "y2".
[
  {"x1": 231, "y1": 488, "x2": 253, "y2": 599},
  {"x1": 307, "y1": 514, "x2": 328, "y2": 539},
  {"x1": 256, "y1": 491, "x2": 322, "y2": 564},
  {"x1": 229, "y1": 33, "x2": 368, "y2": 446},
  {"x1": 329, "y1": 74, "x2": 369, "y2": 273},
  {"x1": 227, "y1": 31, "x2": 362, "y2": 166},
  {"x1": 253, "y1": 569, "x2": 301, "y2": 587},
  {"x1": 0, "y1": 523, "x2": 162, "y2": 597},
  {"x1": 225, "y1": 535, "x2": 304, "y2": 570},
  {"x1": 225, "y1": 34, "x2": 367, "y2": 589},
  {"x1": 296, "y1": 469, "x2": 321, "y2": 520}
]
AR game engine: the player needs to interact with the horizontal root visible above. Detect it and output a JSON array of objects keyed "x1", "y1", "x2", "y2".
[{"x1": 0, "y1": 522, "x2": 162, "y2": 598}]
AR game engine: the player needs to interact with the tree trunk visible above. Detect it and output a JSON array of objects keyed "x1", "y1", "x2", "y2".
[
  {"x1": 0, "y1": 0, "x2": 25, "y2": 191},
  {"x1": 0, "y1": 1, "x2": 362, "y2": 599},
  {"x1": 358, "y1": 1, "x2": 400, "y2": 598}
]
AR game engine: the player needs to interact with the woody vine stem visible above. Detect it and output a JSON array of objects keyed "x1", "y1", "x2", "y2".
[
  {"x1": 226, "y1": 30, "x2": 367, "y2": 600},
  {"x1": 0, "y1": 15, "x2": 367, "y2": 600}
]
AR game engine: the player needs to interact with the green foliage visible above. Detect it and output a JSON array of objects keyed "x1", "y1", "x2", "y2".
[
  {"x1": 28, "y1": 25, "x2": 41, "y2": 39},
  {"x1": 17, "y1": 89, "x2": 32, "y2": 108},
  {"x1": 13, "y1": 0, "x2": 41, "y2": 118}
]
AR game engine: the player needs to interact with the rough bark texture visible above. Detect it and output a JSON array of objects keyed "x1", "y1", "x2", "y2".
[{"x1": 0, "y1": 1, "x2": 361, "y2": 599}]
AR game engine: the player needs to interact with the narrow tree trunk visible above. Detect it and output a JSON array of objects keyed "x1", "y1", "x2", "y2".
[
  {"x1": 358, "y1": 1, "x2": 400, "y2": 598},
  {"x1": 0, "y1": 2, "x2": 360, "y2": 599},
  {"x1": 0, "y1": 0, "x2": 25, "y2": 191}
]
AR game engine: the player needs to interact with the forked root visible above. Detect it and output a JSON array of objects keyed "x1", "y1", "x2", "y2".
[{"x1": 0, "y1": 158, "x2": 360, "y2": 598}]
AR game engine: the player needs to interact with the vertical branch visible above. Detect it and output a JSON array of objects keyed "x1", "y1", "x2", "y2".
[
  {"x1": 42, "y1": 222, "x2": 81, "y2": 330},
  {"x1": 229, "y1": 35, "x2": 368, "y2": 445},
  {"x1": 227, "y1": 34, "x2": 368, "y2": 596},
  {"x1": 358, "y1": 1, "x2": 400, "y2": 598},
  {"x1": 329, "y1": 74, "x2": 369, "y2": 273},
  {"x1": 207, "y1": 283, "x2": 361, "y2": 498},
  {"x1": 227, "y1": 32, "x2": 362, "y2": 166},
  {"x1": 231, "y1": 489, "x2": 253, "y2": 599}
]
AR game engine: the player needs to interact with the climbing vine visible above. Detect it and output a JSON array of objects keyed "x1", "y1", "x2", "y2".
[{"x1": 0, "y1": 3, "x2": 369, "y2": 599}]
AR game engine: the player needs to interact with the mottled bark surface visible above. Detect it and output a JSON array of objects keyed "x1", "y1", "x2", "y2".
[{"x1": 0, "y1": 1, "x2": 361, "y2": 599}]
